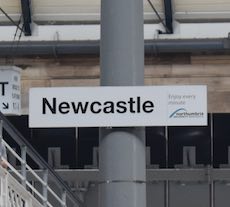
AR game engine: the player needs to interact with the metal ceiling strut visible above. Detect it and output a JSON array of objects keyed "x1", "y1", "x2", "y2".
[
  {"x1": 20, "y1": 0, "x2": 32, "y2": 36},
  {"x1": 163, "y1": 0, "x2": 173, "y2": 33}
]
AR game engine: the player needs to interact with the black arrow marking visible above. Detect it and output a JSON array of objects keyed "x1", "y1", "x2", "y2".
[{"x1": 2, "y1": 103, "x2": 9, "y2": 109}]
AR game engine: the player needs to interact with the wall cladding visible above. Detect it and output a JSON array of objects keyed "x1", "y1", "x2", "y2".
[{"x1": 10, "y1": 55, "x2": 230, "y2": 113}]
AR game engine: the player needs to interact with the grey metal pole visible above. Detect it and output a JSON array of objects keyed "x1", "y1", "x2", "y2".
[
  {"x1": 100, "y1": 0, "x2": 146, "y2": 206},
  {"x1": 21, "y1": 146, "x2": 27, "y2": 188},
  {"x1": 43, "y1": 169, "x2": 48, "y2": 207}
]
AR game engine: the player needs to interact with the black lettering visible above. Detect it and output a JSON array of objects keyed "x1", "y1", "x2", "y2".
[
  {"x1": 71, "y1": 102, "x2": 89, "y2": 114},
  {"x1": 43, "y1": 98, "x2": 56, "y2": 114},
  {"x1": 43, "y1": 97, "x2": 154, "y2": 115},
  {"x1": 128, "y1": 97, "x2": 136, "y2": 113},
  {"x1": 103, "y1": 101, "x2": 114, "y2": 113},
  {"x1": 116, "y1": 101, "x2": 127, "y2": 113},
  {"x1": 12, "y1": 84, "x2": 19, "y2": 90},
  {"x1": 0, "y1": 82, "x2": 9, "y2": 96},
  {"x1": 143, "y1": 101, "x2": 154, "y2": 113},
  {"x1": 137, "y1": 96, "x2": 141, "y2": 113},
  {"x1": 12, "y1": 93, "x2": 20, "y2": 99},
  {"x1": 59, "y1": 102, "x2": 70, "y2": 114},
  {"x1": 90, "y1": 101, "x2": 102, "y2": 114}
]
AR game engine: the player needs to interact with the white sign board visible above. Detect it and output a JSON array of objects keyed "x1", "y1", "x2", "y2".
[
  {"x1": 29, "y1": 86, "x2": 207, "y2": 127},
  {"x1": 0, "y1": 67, "x2": 21, "y2": 115}
]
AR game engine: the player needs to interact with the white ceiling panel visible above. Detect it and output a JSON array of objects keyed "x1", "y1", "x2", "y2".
[
  {"x1": 0, "y1": 0, "x2": 21, "y2": 22},
  {"x1": 174, "y1": 0, "x2": 230, "y2": 21},
  {"x1": 175, "y1": 0, "x2": 230, "y2": 12},
  {"x1": 0, "y1": 0, "x2": 230, "y2": 23},
  {"x1": 0, "y1": 0, "x2": 163, "y2": 23}
]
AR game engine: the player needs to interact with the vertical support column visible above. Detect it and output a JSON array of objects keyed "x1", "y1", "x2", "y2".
[
  {"x1": 43, "y1": 169, "x2": 48, "y2": 207},
  {"x1": 20, "y1": 0, "x2": 32, "y2": 36},
  {"x1": 210, "y1": 113, "x2": 214, "y2": 207},
  {"x1": 163, "y1": 0, "x2": 173, "y2": 33},
  {"x1": 100, "y1": 0, "x2": 146, "y2": 206},
  {"x1": 165, "y1": 126, "x2": 169, "y2": 207},
  {"x1": 21, "y1": 146, "x2": 27, "y2": 188}
]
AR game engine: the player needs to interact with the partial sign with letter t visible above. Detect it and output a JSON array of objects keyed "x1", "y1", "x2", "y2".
[{"x1": 0, "y1": 66, "x2": 21, "y2": 115}]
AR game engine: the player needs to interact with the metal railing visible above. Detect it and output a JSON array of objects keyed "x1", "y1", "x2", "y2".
[
  {"x1": 0, "y1": 112, "x2": 84, "y2": 207},
  {"x1": 0, "y1": 166, "x2": 44, "y2": 207}
]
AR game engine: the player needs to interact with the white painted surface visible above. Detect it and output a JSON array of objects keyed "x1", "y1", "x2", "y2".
[{"x1": 0, "y1": 22, "x2": 229, "y2": 42}]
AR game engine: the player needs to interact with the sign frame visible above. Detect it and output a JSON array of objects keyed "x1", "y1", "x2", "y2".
[{"x1": 29, "y1": 85, "x2": 207, "y2": 128}]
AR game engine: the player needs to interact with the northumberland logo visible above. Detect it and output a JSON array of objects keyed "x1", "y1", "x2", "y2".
[
  {"x1": 169, "y1": 108, "x2": 204, "y2": 119},
  {"x1": 169, "y1": 108, "x2": 186, "y2": 118}
]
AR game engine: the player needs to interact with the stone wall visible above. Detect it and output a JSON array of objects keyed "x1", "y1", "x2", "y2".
[{"x1": 5, "y1": 54, "x2": 229, "y2": 113}]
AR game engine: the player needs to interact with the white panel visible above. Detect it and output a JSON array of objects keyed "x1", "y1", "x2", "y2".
[
  {"x1": 0, "y1": 23, "x2": 229, "y2": 41},
  {"x1": 175, "y1": 0, "x2": 230, "y2": 12},
  {"x1": 174, "y1": 0, "x2": 230, "y2": 21},
  {"x1": 0, "y1": 0, "x2": 164, "y2": 22},
  {"x1": 31, "y1": 0, "x2": 100, "y2": 22},
  {"x1": 1, "y1": 0, "x2": 230, "y2": 22},
  {"x1": 0, "y1": 0, "x2": 21, "y2": 22},
  {"x1": 32, "y1": 0, "x2": 164, "y2": 22},
  {"x1": 29, "y1": 86, "x2": 207, "y2": 128},
  {"x1": 144, "y1": 0, "x2": 164, "y2": 21},
  {"x1": 32, "y1": 0, "x2": 100, "y2": 15},
  {"x1": 0, "y1": 0, "x2": 21, "y2": 12},
  {"x1": 0, "y1": 66, "x2": 21, "y2": 115}
]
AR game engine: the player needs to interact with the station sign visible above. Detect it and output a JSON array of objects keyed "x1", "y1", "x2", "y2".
[
  {"x1": 0, "y1": 66, "x2": 21, "y2": 115},
  {"x1": 29, "y1": 85, "x2": 207, "y2": 128}
]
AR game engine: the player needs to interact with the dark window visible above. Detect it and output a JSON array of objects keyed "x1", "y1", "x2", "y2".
[
  {"x1": 213, "y1": 113, "x2": 230, "y2": 168},
  {"x1": 168, "y1": 115, "x2": 211, "y2": 168},
  {"x1": 146, "y1": 127, "x2": 166, "y2": 168}
]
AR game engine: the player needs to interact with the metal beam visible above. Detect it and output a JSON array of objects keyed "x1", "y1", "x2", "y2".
[
  {"x1": 20, "y1": 0, "x2": 32, "y2": 36},
  {"x1": 163, "y1": 0, "x2": 173, "y2": 33},
  {"x1": 0, "y1": 112, "x2": 83, "y2": 206},
  {"x1": 28, "y1": 168, "x2": 230, "y2": 183},
  {"x1": 0, "y1": 39, "x2": 229, "y2": 57}
]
